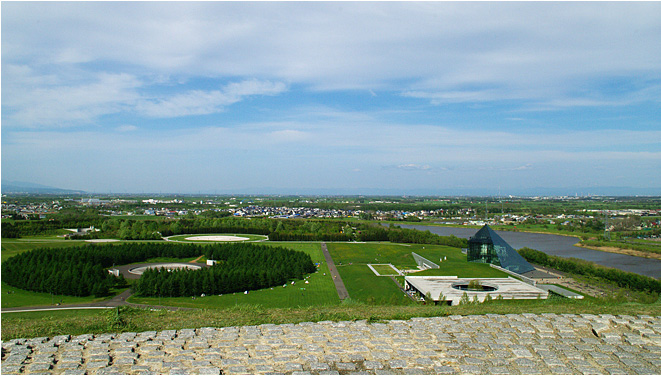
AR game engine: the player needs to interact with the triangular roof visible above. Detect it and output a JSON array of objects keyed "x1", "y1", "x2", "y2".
[{"x1": 469, "y1": 225, "x2": 535, "y2": 274}]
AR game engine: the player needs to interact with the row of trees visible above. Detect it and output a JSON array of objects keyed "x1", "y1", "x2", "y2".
[
  {"x1": 1, "y1": 242, "x2": 315, "y2": 298},
  {"x1": 1, "y1": 247, "x2": 125, "y2": 297},
  {"x1": 4, "y1": 212, "x2": 468, "y2": 249},
  {"x1": 134, "y1": 243, "x2": 316, "y2": 297},
  {"x1": 518, "y1": 247, "x2": 661, "y2": 293},
  {"x1": 355, "y1": 224, "x2": 468, "y2": 248}
]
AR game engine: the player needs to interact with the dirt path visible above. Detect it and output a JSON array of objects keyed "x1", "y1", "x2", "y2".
[
  {"x1": 189, "y1": 255, "x2": 204, "y2": 263},
  {"x1": 321, "y1": 242, "x2": 350, "y2": 300}
]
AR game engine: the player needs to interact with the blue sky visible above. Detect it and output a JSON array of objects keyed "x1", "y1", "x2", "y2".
[{"x1": 2, "y1": 2, "x2": 660, "y2": 195}]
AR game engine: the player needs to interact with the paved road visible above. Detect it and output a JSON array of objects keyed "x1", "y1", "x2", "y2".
[
  {"x1": 320, "y1": 242, "x2": 350, "y2": 300},
  {"x1": 2, "y1": 313, "x2": 660, "y2": 375}
]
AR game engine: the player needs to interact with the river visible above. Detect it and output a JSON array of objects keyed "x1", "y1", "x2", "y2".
[{"x1": 399, "y1": 224, "x2": 661, "y2": 279}]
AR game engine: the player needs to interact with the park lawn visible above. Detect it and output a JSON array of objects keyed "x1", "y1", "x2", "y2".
[
  {"x1": 370, "y1": 264, "x2": 399, "y2": 275},
  {"x1": 1, "y1": 238, "x2": 86, "y2": 262},
  {"x1": 1, "y1": 281, "x2": 121, "y2": 308},
  {"x1": 128, "y1": 242, "x2": 340, "y2": 309},
  {"x1": 328, "y1": 242, "x2": 422, "y2": 268},
  {"x1": 3, "y1": 297, "x2": 661, "y2": 341},
  {"x1": 337, "y1": 264, "x2": 412, "y2": 305}
]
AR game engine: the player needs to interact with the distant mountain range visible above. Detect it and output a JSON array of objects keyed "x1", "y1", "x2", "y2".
[
  {"x1": 1, "y1": 181, "x2": 86, "y2": 195},
  {"x1": 0, "y1": 181, "x2": 658, "y2": 197}
]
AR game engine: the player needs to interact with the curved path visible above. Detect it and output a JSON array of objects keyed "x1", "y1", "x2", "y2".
[
  {"x1": 321, "y1": 242, "x2": 350, "y2": 300},
  {"x1": 1, "y1": 288, "x2": 194, "y2": 314}
]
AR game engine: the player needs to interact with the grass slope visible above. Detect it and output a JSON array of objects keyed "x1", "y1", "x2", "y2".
[{"x1": 3, "y1": 296, "x2": 660, "y2": 340}]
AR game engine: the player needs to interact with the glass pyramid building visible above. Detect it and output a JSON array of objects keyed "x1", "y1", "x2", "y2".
[{"x1": 467, "y1": 225, "x2": 535, "y2": 274}]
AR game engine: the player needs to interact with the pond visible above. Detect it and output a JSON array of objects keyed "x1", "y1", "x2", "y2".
[{"x1": 399, "y1": 224, "x2": 661, "y2": 279}]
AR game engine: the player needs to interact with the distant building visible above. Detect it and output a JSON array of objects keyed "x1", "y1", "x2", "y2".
[{"x1": 467, "y1": 225, "x2": 535, "y2": 274}]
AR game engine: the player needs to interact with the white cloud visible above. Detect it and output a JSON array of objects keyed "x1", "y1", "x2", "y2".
[
  {"x1": 3, "y1": 69, "x2": 141, "y2": 127},
  {"x1": 135, "y1": 80, "x2": 286, "y2": 118},
  {"x1": 3, "y1": 2, "x2": 660, "y2": 98},
  {"x1": 116, "y1": 125, "x2": 138, "y2": 132}
]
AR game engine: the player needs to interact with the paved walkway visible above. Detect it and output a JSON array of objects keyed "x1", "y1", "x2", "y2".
[
  {"x1": 2, "y1": 314, "x2": 660, "y2": 375},
  {"x1": 321, "y1": 243, "x2": 349, "y2": 300}
]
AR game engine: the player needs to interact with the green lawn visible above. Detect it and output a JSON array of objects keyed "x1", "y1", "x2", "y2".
[
  {"x1": 337, "y1": 264, "x2": 412, "y2": 305},
  {"x1": 1, "y1": 281, "x2": 121, "y2": 308},
  {"x1": 370, "y1": 264, "x2": 399, "y2": 275},
  {"x1": 328, "y1": 242, "x2": 515, "y2": 303},
  {"x1": 5, "y1": 295, "x2": 660, "y2": 341},
  {"x1": 329, "y1": 242, "x2": 421, "y2": 268},
  {"x1": 411, "y1": 248, "x2": 510, "y2": 278},
  {"x1": 1, "y1": 238, "x2": 86, "y2": 262},
  {"x1": 127, "y1": 242, "x2": 340, "y2": 309}
]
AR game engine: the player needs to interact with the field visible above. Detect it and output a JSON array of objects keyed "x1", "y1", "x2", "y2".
[
  {"x1": 1, "y1": 282, "x2": 120, "y2": 308},
  {"x1": 3, "y1": 233, "x2": 661, "y2": 340},
  {"x1": 1, "y1": 237, "x2": 86, "y2": 262},
  {"x1": 370, "y1": 264, "x2": 400, "y2": 275}
]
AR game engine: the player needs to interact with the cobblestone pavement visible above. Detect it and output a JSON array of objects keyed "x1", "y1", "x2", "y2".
[{"x1": 2, "y1": 313, "x2": 661, "y2": 375}]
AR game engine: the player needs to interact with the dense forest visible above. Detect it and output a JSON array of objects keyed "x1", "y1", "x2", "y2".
[
  {"x1": 134, "y1": 243, "x2": 316, "y2": 297},
  {"x1": 1, "y1": 242, "x2": 314, "y2": 297},
  {"x1": 518, "y1": 247, "x2": 661, "y2": 294}
]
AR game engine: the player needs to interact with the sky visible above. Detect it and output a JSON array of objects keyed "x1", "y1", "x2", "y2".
[{"x1": 2, "y1": 2, "x2": 660, "y2": 195}]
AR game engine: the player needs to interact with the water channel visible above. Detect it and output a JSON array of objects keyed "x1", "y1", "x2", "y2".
[{"x1": 399, "y1": 224, "x2": 661, "y2": 279}]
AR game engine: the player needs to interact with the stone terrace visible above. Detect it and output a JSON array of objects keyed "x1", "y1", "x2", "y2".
[{"x1": 2, "y1": 314, "x2": 661, "y2": 375}]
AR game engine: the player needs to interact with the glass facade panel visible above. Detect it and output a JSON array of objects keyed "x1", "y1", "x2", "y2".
[{"x1": 467, "y1": 225, "x2": 534, "y2": 274}]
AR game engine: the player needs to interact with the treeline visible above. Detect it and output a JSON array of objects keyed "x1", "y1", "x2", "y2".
[
  {"x1": 518, "y1": 247, "x2": 661, "y2": 293},
  {"x1": 1, "y1": 242, "x2": 315, "y2": 298},
  {"x1": 3, "y1": 214, "x2": 468, "y2": 249},
  {"x1": 0, "y1": 243, "x2": 205, "y2": 296},
  {"x1": 1, "y1": 247, "x2": 125, "y2": 297},
  {"x1": 134, "y1": 243, "x2": 316, "y2": 297},
  {"x1": 355, "y1": 224, "x2": 468, "y2": 248}
]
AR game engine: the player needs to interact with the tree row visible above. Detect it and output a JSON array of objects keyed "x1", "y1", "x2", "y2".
[{"x1": 133, "y1": 243, "x2": 316, "y2": 297}]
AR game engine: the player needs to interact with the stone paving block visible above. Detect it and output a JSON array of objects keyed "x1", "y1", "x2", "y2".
[
  {"x1": 86, "y1": 360, "x2": 110, "y2": 369},
  {"x1": 198, "y1": 367, "x2": 221, "y2": 374},
  {"x1": 548, "y1": 366, "x2": 574, "y2": 374},
  {"x1": 1, "y1": 365, "x2": 23, "y2": 374},
  {"x1": 579, "y1": 368, "x2": 604, "y2": 375},
  {"x1": 54, "y1": 362, "x2": 80, "y2": 370},
  {"x1": 162, "y1": 361, "x2": 185, "y2": 369},
  {"x1": 310, "y1": 362, "x2": 330, "y2": 371},
  {"x1": 168, "y1": 368, "x2": 191, "y2": 375},
  {"x1": 458, "y1": 365, "x2": 482, "y2": 374},
  {"x1": 631, "y1": 366, "x2": 658, "y2": 374},
  {"x1": 284, "y1": 362, "x2": 303, "y2": 372},
  {"x1": 389, "y1": 359, "x2": 407, "y2": 369},
  {"x1": 433, "y1": 365, "x2": 456, "y2": 374},
  {"x1": 516, "y1": 366, "x2": 543, "y2": 375},
  {"x1": 336, "y1": 362, "x2": 356, "y2": 371},
  {"x1": 253, "y1": 364, "x2": 274, "y2": 373},
  {"x1": 27, "y1": 363, "x2": 52, "y2": 372},
  {"x1": 605, "y1": 367, "x2": 631, "y2": 375},
  {"x1": 488, "y1": 366, "x2": 513, "y2": 374}
]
